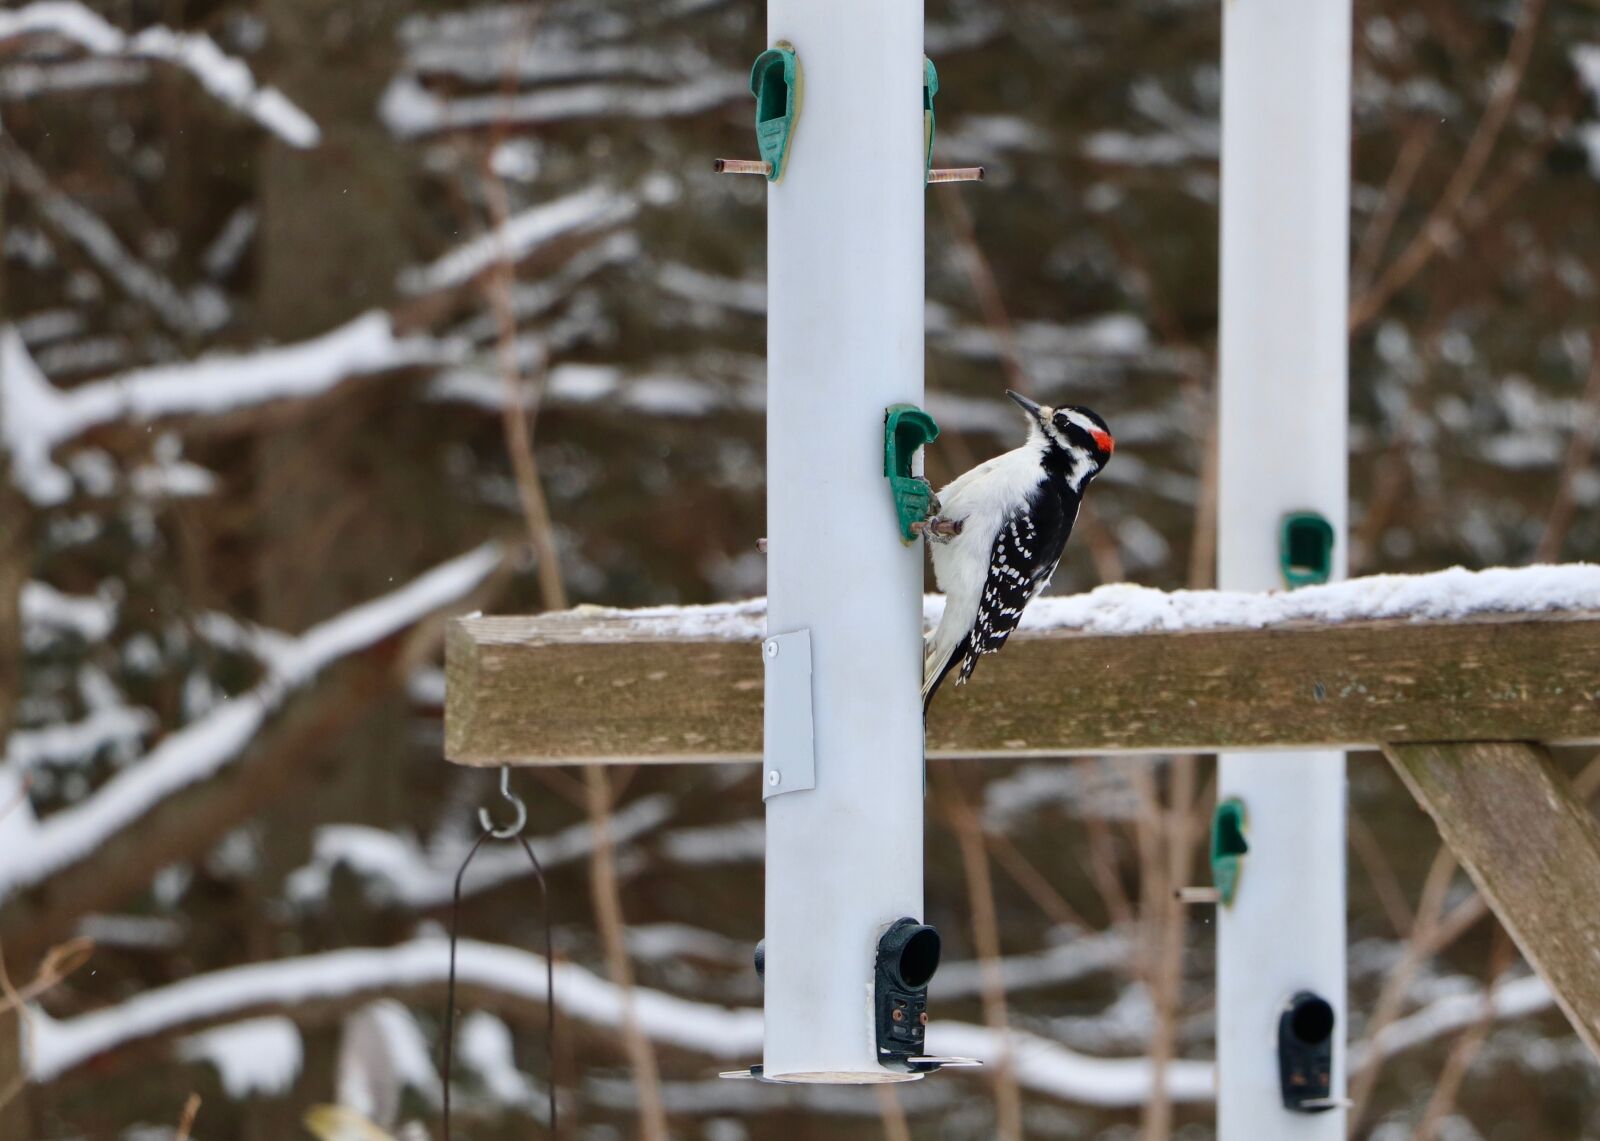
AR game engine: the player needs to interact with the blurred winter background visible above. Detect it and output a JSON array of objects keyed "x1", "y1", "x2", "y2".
[{"x1": 1, "y1": 0, "x2": 1599, "y2": 1137}]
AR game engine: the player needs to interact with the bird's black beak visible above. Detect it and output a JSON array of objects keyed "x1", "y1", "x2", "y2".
[{"x1": 1006, "y1": 389, "x2": 1044, "y2": 420}]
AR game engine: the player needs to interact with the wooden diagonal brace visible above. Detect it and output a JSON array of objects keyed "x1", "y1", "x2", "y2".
[{"x1": 1383, "y1": 741, "x2": 1600, "y2": 1062}]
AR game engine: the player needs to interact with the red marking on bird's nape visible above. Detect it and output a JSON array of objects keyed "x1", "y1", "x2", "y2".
[{"x1": 1092, "y1": 429, "x2": 1115, "y2": 455}]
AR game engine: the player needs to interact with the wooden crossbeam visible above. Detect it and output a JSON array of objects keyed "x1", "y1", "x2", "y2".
[
  {"x1": 444, "y1": 608, "x2": 1600, "y2": 765},
  {"x1": 1383, "y1": 742, "x2": 1600, "y2": 1061}
]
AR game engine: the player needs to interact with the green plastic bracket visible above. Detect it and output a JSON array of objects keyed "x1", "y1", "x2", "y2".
[
  {"x1": 923, "y1": 57, "x2": 939, "y2": 183},
  {"x1": 750, "y1": 43, "x2": 802, "y2": 183},
  {"x1": 1211, "y1": 798, "x2": 1249, "y2": 907},
  {"x1": 884, "y1": 404, "x2": 941, "y2": 544},
  {"x1": 1279, "y1": 511, "x2": 1336, "y2": 589}
]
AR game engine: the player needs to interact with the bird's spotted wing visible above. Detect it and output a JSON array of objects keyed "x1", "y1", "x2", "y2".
[{"x1": 957, "y1": 507, "x2": 1055, "y2": 683}]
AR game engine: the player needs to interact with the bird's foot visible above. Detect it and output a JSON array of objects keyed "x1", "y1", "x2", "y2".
[{"x1": 910, "y1": 516, "x2": 963, "y2": 540}]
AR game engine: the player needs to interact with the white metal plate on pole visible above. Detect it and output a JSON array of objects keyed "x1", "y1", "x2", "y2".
[
  {"x1": 761, "y1": 0, "x2": 928, "y2": 1083},
  {"x1": 762, "y1": 631, "x2": 815, "y2": 800},
  {"x1": 1216, "y1": 0, "x2": 1353, "y2": 1135}
]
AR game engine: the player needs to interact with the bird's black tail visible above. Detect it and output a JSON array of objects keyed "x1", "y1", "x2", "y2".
[{"x1": 921, "y1": 634, "x2": 970, "y2": 715}]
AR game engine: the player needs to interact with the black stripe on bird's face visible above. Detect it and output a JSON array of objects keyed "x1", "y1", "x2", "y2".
[{"x1": 1042, "y1": 405, "x2": 1115, "y2": 471}]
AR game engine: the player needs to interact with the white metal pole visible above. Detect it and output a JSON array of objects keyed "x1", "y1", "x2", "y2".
[
  {"x1": 762, "y1": 0, "x2": 927, "y2": 1082},
  {"x1": 1216, "y1": 0, "x2": 1352, "y2": 1135}
]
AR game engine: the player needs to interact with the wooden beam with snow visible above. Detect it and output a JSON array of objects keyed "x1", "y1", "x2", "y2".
[
  {"x1": 444, "y1": 606, "x2": 1600, "y2": 765},
  {"x1": 1383, "y1": 742, "x2": 1600, "y2": 1061}
]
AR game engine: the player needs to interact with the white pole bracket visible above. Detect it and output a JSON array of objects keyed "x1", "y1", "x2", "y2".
[{"x1": 762, "y1": 630, "x2": 816, "y2": 800}]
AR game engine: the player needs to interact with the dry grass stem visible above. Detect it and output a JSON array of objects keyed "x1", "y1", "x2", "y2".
[
  {"x1": 874, "y1": 1083, "x2": 913, "y2": 1141},
  {"x1": 174, "y1": 1093, "x2": 202, "y2": 1141},
  {"x1": 1352, "y1": 119, "x2": 1439, "y2": 292},
  {"x1": 582, "y1": 766, "x2": 668, "y2": 1139},
  {"x1": 1412, "y1": 932, "x2": 1514, "y2": 1141},
  {"x1": 1349, "y1": 846, "x2": 1461, "y2": 1126},
  {"x1": 938, "y1": 772, "x2": 1024, "y2": 1141},
  {"x1": 1349, "y1": 816, "x2": 1416, "y2": 939},
  {"x1": 1535, "y1": 337, "x2": 1600, "y2": 563},
  {"x1": 985, "y1": 829, "x2": 1091, "y2": 933},
  {"x1": 1350, "y1": 0, "x2": 1546, "y2": 330}
]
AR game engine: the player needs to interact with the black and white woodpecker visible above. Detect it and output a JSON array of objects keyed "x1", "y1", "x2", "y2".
[{"x1": 922, "y1": 390, "x2": 1114, "y2": 710}]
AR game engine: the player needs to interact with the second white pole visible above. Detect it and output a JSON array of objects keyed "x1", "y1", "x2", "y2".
[{"x1": 1216, "y1": 0, "x2": 1353, "y2": 1135}]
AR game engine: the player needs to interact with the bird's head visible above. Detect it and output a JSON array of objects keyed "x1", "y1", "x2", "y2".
[{"x1": 1007, "y1": 390, "x2": 1114, "y2": 483}]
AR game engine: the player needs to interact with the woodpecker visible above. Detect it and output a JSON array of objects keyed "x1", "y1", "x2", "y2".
[{"x1": 922, "y1": 390, "x2": 1114, "y2": 710}]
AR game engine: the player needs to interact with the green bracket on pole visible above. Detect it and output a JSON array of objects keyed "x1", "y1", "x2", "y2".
[
  {"x1": 1211, "y1": 798, "x2": 1248, "y2": 907},
  {"x1": 885, "y1": 404, "x2": 941, "y2": 544},
  {"x1": 750, "y1": 42, "x2": 802, "y2": 183},
  {"x1": 1279, "y1": 511, "x2": 1335, "y2": 589},
  {"x1": 923, "y1": 57, "x2": 939, "y2": 183}
]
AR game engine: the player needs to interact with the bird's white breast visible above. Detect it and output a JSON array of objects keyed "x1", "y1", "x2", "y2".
[{"x1": 927, "y1": 443, "x2": 1044, "y2": 656}]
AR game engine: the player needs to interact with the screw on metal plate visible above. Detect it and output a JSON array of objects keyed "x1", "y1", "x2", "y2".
[{"x1": 761, "y1": 629, "x2": 815, "y2": 800}]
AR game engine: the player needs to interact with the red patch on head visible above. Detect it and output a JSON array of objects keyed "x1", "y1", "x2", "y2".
[{"x1": 1092, "y1": 429, "x2": 1115, "y2": 455}]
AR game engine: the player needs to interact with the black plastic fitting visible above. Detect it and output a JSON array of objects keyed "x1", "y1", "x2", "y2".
[
  {"x1": 1278, "y1": 990, "x2": 1336, "y2": 1112},
  {"x1": 875, "y1": 918, "x2": 941, "y2": 1065}
]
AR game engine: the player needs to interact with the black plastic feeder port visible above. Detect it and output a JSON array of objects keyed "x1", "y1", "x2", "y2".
[
  {"x1": 1278, "y1": 990, "x2": 1337, "y2": 1112},
  {"x1": 875, "y1": 918, "x2": 941, "y2": 1066}
]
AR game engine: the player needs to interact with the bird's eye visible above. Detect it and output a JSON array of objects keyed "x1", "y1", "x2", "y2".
[{"x1": 1052, "y1": 412, "x2": 1070, "y2": 430}]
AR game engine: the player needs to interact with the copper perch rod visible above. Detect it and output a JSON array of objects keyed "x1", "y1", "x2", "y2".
[{"x1": 715, "y1": 159, "x2": 984, "y2": 182}]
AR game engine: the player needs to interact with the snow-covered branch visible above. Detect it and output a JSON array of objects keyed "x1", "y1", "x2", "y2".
[
  {"x1": 1358, "y1": 973, "x2": 1555, "y2": 1066},
  {"x1": 0, "y1": 1, "x2": 319, "y2": 146},
  {"x1": 398, "y1": 187, "x2": 637, "y2": 295},
  {"x1": 30, "y1": 935, "x2": 1573, "y2": 1113},
  {"x1": 1, "y1": 314, "x2": 454, "y2": 505},
  {"x1": 27, "y1": 936, "x2": 1215, "y2": 1109},
  {"x1": 0, "y1": 141, "x2": 230, "y2": 337},
  {"x1": 0, "y1": 544, "x2": 501, "y2": 899},
  {"x1": 380, "y1": 73, "x2": 743, "y2": 138},
  {"x1": 286, "y1": 793, "x2": 680, "y2": 910}
]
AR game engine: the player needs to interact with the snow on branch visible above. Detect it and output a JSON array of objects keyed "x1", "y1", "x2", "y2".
[
  {"x1": 19, "y1": 580, "x2": 117, "y2": 644},
  {"x1": 380, "y1": 73, "x2": 744, "y2": 138},
  {"x1": 286, "y1": 793, "x2": 679, "y2": 910},
  {"x1": 0, "y1": 1, "x2": 319, "y2": 146},
  {"x1": 0, "y1": 545, "x2": 501, "y2": 898},
  {"x1": 0, "y1": 141, "x2": 230, "y2": 337},
  {"x1": 27, "y1": 930, "x2": 1564, "y2": 1104},
  {"x1": 1577, "y1": 44, "x2": 1600, "y2": 177},
  {"x1": 399, "y1": 187, "x2": 637, "y2": 295},
  {"x1": 1, "y1": 314, "x2": 455, "y2": 505},
  {"x1": 1358, "y1": 973, "x2": 1555, "y2": 1065},
  {"x1": 552, "y1": 562, "x2": 1600, "y2": 642},
  {"x1": 27, "y1": 936, "x2": 1214, "y2": 1108}
]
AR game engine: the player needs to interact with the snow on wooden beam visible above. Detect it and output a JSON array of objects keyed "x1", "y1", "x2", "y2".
[
  {"x1": 445, "y1": 566, "x2": 1600, "y2": 765},
  {"x1": 1383, "y1": 742, "x2": 1600, "y2": 1063}
]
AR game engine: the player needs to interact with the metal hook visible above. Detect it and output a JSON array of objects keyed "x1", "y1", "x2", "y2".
[{"x1": 477, "y1": 766, "x2": 526, "y2": 839}]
